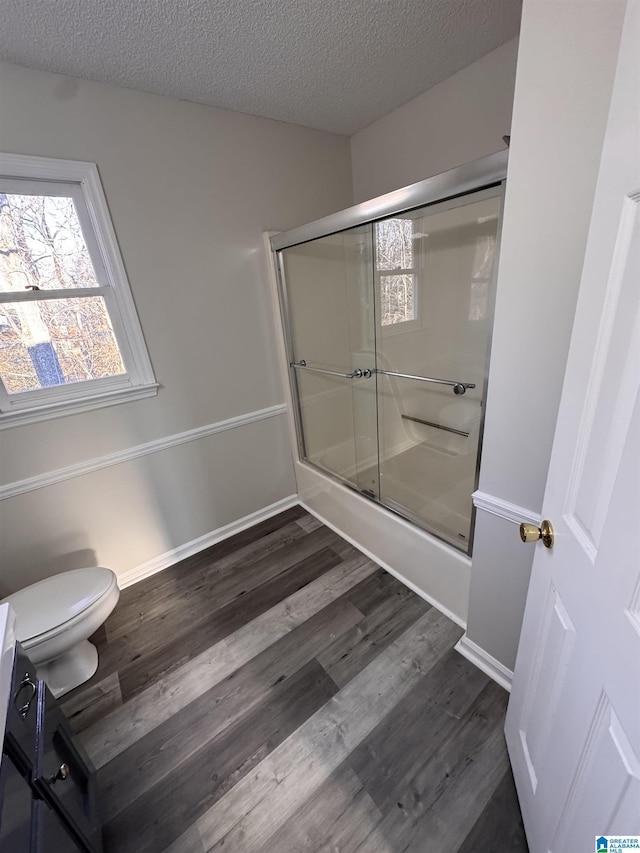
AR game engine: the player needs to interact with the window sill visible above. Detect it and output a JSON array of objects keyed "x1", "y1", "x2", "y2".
[
  {"x1": 379, "y1": 318, "x2": 422, "y2": 336},
  {"x1": 0, "y1": 383, "x2": 159, "y2": 430}
]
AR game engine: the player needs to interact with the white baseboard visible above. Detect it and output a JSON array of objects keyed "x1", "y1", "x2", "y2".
[
  {"x1": 454, "y1": 634, "x2": 513, "y2": 692},
  {"x1": 299, "y1": 499, "x2": 467, "y2": 630},
  {"x1": 118, "y1": 495, "x2": 299, "y2": 589}
]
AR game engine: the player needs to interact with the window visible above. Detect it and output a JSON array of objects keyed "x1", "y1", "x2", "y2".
[
  {"x1": 375, "y1": 217, "x2": 418, "y2": 330},
  {"x1": 468, "y1": 217, "x2": 498, "y2": 322},
  {"x1": 0, "y1": 154, "x2": 156, "y2": 427}
]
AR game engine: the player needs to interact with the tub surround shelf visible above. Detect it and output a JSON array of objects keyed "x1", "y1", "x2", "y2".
[{"x1": 401, "y1": 414, "x2": 470, "y2": 438}]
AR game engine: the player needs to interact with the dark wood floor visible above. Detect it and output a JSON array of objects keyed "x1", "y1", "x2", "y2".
[{"x1": 61, "y1": 506, "x2": 528, "y2": 853}]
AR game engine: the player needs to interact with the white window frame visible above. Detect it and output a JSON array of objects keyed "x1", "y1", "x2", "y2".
[
  {"x1": 0, "y1": 153, "x2": 157, "y2": 428},
  {"x1": 376, "y1": 265, "x2": 421, "y2": 336},
  {"x1": 375, "y1": 217, "x2": 422, "y2": 336}
]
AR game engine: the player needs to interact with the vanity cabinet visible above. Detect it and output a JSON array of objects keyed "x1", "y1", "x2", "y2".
[
  {"x1": 0, "y1": 645, "x2": 102, "y2": 852},
  {"x1": 0, "y1": 752, "x2": 32, "y2": 852}
]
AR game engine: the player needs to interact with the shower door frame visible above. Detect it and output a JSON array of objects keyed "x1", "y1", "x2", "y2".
[{"x1": 271, "y1": 150, "x2": 508, "y2": 555}]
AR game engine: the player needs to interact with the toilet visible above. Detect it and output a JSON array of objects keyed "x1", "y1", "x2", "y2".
[{"x1": 1, "y1": 567, "x2": 120, "y2": 698}]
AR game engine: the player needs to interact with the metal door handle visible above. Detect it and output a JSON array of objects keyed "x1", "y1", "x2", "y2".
[
  {"x1": 291, "y1": 361, "x2": 373, "y2": 379},
  {"x1": 520, "y1": 520, "x2": 554, "y2": 549},
  {"x1": 375, "y1": 368, "x2": 475, "y2": 395},
  {"x1": 14, "y1": 674, "x2": 37, "y2": 719}
]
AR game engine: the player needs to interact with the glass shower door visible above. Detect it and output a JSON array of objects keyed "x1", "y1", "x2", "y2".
[
  {"x1": 279, "y1": 224, "x2": 379, "y2": 497},
  {"x1": 374, "y1": 186, "x2": 502, "y2": 548}
]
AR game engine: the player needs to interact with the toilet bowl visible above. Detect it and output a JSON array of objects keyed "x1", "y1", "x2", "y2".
[{"x1": 1, "y1": 567, "x2": 120, "y2": 698}]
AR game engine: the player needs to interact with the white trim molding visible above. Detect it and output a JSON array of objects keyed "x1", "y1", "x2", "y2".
[
  {"x1": 0, "y1": 403, "x2": 287, "y2": 500},
  {"x1": 472, "y1": 489, "x2": 541, "y2": 526},
  {"x1": 0, "y1": 383, "x2": 159, "y2": 431},
  {"x1": 454, "y1": 634, "x2": 513, "y2": 692},
  {"x1": 119, "y1": 495, "x2": 299, "y2": 589}
]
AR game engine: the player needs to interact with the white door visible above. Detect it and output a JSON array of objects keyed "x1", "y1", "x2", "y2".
[{"x1": 505, "y1": 2, "x2": 640, "y2": 851}]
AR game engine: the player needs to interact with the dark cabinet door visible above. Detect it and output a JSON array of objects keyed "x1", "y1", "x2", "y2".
[
  {"x1": 32, "y1": 799, "x2": 84, "y2": 853},
  {"x1": 4, "y1": 649, "x2": 38, "y2": 778},
  {"x1": 0, "y1": 753, "x2": 32, "y2": 853},
  {"x1": 34, "y1": 682, "x2": 102, "y2": 853},
  {"x1": 2, "y1": 644, "x2": 103, "y2": 853}
]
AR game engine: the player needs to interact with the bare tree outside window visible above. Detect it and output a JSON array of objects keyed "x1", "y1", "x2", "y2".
[
  {"x1": 375, "y1": 218, "x2": 416, "y2": 326},
  {"x1": 468, "y1": 229, "x2": 497, "y2": 322},
  {"x1": 0, "y1": 193, "x2": 125, "y2": 394}
]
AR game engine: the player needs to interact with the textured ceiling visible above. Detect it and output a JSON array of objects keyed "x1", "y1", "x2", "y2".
[{"x1": 0, "y1": 0, "x2": 521, "y2": 135}]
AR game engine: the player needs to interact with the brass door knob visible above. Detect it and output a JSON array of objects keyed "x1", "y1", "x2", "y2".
[{"x1": 519, "y1": 520, "x2": 554, "y2": 549}]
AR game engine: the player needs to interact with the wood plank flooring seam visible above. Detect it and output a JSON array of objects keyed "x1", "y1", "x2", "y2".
[
  {"x1": 186, "y1": 608, "x2": 461, "y2": 852},
  {"x1": 66, "y1": 509, "x2": 527, "y2": 853},
  {"x1": 350, "y1": 683, "x2": 511, "y2": 852},
  {"x1": 252, "y1": 767, "x2": 384, "y2": 853},
  {"x1": 116, "y1": 545, "x2": 344, "y2": 702},
  {"x1": 103, "y1": 660, "x2": 340, "y2": 853},
  {"x1": 345, "y1": 647, "x2": 493, "y2": 817},
  {"x1": 60, "y1": 672, "x2": 123, "y2": 734},
  {"x1": 98, "y1": 598, "x2": 364, "y2": 824},
  {"x1": 317, "y1": 592, "x2": 431, "y2": 688},
  {"x1": 104, "y1": 523, "x2": 338, "y2": 643},
  {"x1": 103, "y1": 510, "x2": 310, "y2": 637},
  {"x1": 81, "y1": 553, "x2": 378, "y2": 768},
  {"x1": 67, "y1": 526, "x2": 344, "y2": 711}
]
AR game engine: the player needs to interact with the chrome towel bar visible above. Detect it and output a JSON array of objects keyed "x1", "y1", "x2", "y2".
[
  {"x1": 401, "y1": 414, "x2": 470, "y2": 438},
  {"x1": 377, "y1": 369, "x2": 475, "y2": 395}
]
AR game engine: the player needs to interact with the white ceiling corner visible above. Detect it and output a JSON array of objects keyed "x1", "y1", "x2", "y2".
[{"x1": 0, "y1": 0, "x2": 522, "y2": 135}]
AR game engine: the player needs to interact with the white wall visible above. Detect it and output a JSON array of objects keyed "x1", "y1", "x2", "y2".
[
  {"x1": 465, "y1": 0, "x2": 626, "y2": 672},
  {"x1": 350, "y1": 38, "x2": 519, "y2": 203},
  {"x1": 0, "y1": 62, "x2": 353, "y2": 593}
]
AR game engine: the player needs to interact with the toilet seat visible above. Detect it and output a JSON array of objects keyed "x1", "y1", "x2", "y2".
[{"x1": 2, "y1": 567, "x2": 118, "y2": 648}]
